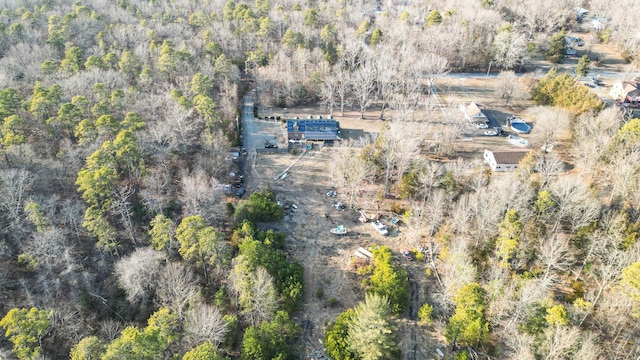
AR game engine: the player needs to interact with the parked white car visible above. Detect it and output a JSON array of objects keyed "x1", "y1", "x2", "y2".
[
  {"x1": 484, "y1": 130, "x2": 498, "y2": 136},
  {"x1": 476, "y1": 123, "x2": 489, "y2": 129},
  {"x1": 371, "y1": 220, "x2": 388, "y2": 236}
]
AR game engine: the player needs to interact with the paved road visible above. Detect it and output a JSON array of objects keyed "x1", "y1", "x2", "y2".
[
  {"x1": 241, "y1": 94, "x2": 260, "y2": 178},
  {"x1": 241, "y1": 94, "x2": 257, "y2": 151}
]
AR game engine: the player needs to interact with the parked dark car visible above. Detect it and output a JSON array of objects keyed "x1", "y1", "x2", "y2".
[
  {"x1": 264, "y1": 144, "x2": 278, "y2": 149},
  {"x1": 235, "y1": 188, "x2": 246, "y2": 198}
]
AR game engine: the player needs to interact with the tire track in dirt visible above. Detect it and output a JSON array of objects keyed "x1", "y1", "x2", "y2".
[{"x1": 403, "y1": 264, "x2": 421, "y2": 360}]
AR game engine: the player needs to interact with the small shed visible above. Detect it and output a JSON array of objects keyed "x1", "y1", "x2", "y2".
[
  {"x1": 484, "y1": 149, "x2": 530, "y2": 172},
  {"x1": 462, "y1": 102, "x2": 488, "y2": 124}
]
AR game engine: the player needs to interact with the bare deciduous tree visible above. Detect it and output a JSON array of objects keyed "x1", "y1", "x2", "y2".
[
  {"x1": 335, "y1": 66, "x2": 352, "y2": 115},
  {"x1": 526, "y1": 106, "x2": 571, "y2": 153},
  {"x1": 140, "y1": 167, "x2": 173, "y2": 216},
  {"x1": 375, "y1": 120, "x2": 422, "y2": 196},
  {"x1": 332, "y1": 147, "x2": 372, "y2": 209},
  {"x1": 163, "y1": 101, "x2": 201, "y2": 154},
  {"x1": 319, "y1": 71, "x2": 338, "y2": 116},
  {"x1": 110, "y1": 185, "x2": 137, "y2": 246},
  {"x1": 351, "y1": 62, "x2": 377, "y2": 119},
  {"x1": 22, "y1": 227, "x2": 71, "y2": 273},
  {"x1": 420, "y1": 52, "x2": 450, "y2": 95},
  {"x1": 534, "y1": 153, "x2": 565, "y2": 189},
  {"x1": 156, "y1": 262, "x2": 198, "y2": 318},
  {"x1": 114, "y1": 247, "x2": 165, "y2": 304},
  {"x1": 0, "y1": 169, "x2": 34, "y2": 223},
  {"x1": 573, "y1": 332, "x2": 601, "y2": 360},
  {"x1": 180, "y1": 169, "x2": 225, "y2": 222},
  {"x1": 548, "y1": 175, "x2": 601, "y2": 233},
  {"x1": 184, "y1": 303, "x2": 228, "y2": 347},
  {"x1": 440, "y1": 239, "x2": 477, "y2": 298},
  {"x1": 417, "y1": 161, "x2": 444, "y2": 198},
  {"x1": 493, "y1": 33, "x2": 529, "y2": 72},
  {"x1": 540, "y1": 326, "x2": 580, "y2": 360},
  {"x1": 537, "y1": 234, "x2": 573, "y2": 282},
  {"x1": 495, "y1": 71, "x2": 524, "y2": 106},
  {"x1": 228, "y1": 259, "x2": 278, "y2": 326},
  {"x1": 242, "y1": 267, "x2": 278, "y2": 326},
  {"x1": 197, "y1": 129, "x2": 231, "y2": 181}
]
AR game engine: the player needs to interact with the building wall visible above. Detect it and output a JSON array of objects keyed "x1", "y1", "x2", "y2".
[{"x1": 492, "y1": 163, "x2": 519, "y2": 172}]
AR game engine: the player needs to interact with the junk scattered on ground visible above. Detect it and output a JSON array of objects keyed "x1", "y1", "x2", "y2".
[
  {"x1": 371, "y1": 220, "x2": 388, "y2": 236},
  {"x1": 357, "y1": 247, "x2": 373, "y2": 258},
  {"x1": 330, "y1": 225, "x2": 347, "y2": 235},
  {"x1": 402, "y1": 250, "x2": 413, "y2": 261},
  {"x1": 358, "y1": 209, "x2": 369, "y2": 223},
  {"x1": 353, "y1": 250, "x2": 367, "y2": 259},
  {"x1": 275, "y1": 193, "x2": 298, "y2": 212},
  {"x1": 354, "y1": 247, "x2": 373, "y2": 259}
]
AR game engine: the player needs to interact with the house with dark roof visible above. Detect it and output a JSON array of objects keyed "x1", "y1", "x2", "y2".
[
  {"x1": 483, "y1": 149, "x2": 530, "y2": 172},
  {"x1": 610, "y1": 80, "x2": 640, "y2": 105},
  {"x1": 462, "y1": 102, "x2": 488, "y2": 124},
  {"x1": 287, "y1": 116, "x2": 340, "y2": 141}
]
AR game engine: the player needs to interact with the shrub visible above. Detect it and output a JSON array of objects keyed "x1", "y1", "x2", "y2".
[
  {"x1": 418, "y1": 303, "x2": 434, "y2": 326},
  {"x1": 545, "y1": 305, "x2": 569, "y2": 326},
  {"x1": 315, "y1": 288, "x2": 324, "y2": 298},
  {"x1": 411, "y1": 249, "x2": 425, "y2": 262},
  {"x1": 365, "y1": 246, "x2": 409, "y2": 314},
  {"x1": 17, "y1": 254, "x2": 37, "y2": 270},
  {"x1": 226, "y1": 202, "x2": 235, "y2": 216},
  {"x1": 598, "y1": 29, "x2": 611, "y2": 43},
  {"x1": 576, "y1": 55, "x2": 589, "y2": 76},
  {"x1": 324, "y1": 309, "x2": 356, "y2": 360},
  {"x1": 241, "y1": 311, "x2": 300, "y2": 360},
  {"x1": 233, "y1": 203, "x2": 252, "y2": 225},
  {"x1": 521, "y1": 300, "x2": 553, "y2": 335},
  {"x1": 425, "y1": 10, "x2": 442, "y2": 26},
  {"x1": 246, "y1": 189, "x2": 284, "y2": 222},
  {"x1": 237, "y1": 227, "x2": 304, "y2": 313},
  {"x1": 390, "y1": 202, "x2": 406, "y2": 215},
  {"x1": 445, "y1": 283, "x2": 490, "y2": 347},
  {"x1": 235, "y1": 190, "x2": 284, "y2": 224},
  {"x1": 546, "y1": 30, "x2": 566, "y2": 64},
  {"x1": 531, "y1": 68, "x2": 604, "y2": 115}
]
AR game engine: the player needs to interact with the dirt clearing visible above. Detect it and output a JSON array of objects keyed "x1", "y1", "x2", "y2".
[{"x1": 244, "y1": 145, "x2": 442, "y2": 359}]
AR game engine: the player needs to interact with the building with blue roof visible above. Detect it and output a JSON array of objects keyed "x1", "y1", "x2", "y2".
[{"x1": 287, "y1": 116, "x2": 340, "y2": 141}]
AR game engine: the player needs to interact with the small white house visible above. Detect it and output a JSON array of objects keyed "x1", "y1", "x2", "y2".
[
  {"x1": 461, "y1": 102, "x2": 488, "y2": 124},
  {"x1": 484, "y1": 149, "x2": 530, "y2": 172}
]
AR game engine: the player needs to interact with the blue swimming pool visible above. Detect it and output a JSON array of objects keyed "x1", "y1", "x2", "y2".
[{"x1": 510, "y1": 121, "x2": 531, "y2": 134}]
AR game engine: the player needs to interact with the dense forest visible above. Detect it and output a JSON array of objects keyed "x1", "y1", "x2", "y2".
[{"x1": 0, "y1": 0, "x2": 640, "y2": 359}]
